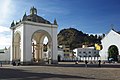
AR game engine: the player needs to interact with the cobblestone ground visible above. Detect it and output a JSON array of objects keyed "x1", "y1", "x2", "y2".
[{"x1": 0, "y1": 62, "x2": 120, "y2": 80}]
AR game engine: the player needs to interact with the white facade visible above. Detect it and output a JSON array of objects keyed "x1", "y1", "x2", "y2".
[
  {"x1": 0, "y1": 47, "x2": 10, "y2": 61},
  {"x1": 10, "y1": 21, "x2": 58, "y2": 64},
  {"x1": 58, "y1": 48, "x2": 64, "y2": 61},
  {"x1": 73, "y1": 47, "x2": 99, "y2": 61},
  {"x1": 100, "y1": 29, "x2": 120, "y2": 61},
  {"x1": 10, "y1": 7, "x2": 58, "y2": 64}
]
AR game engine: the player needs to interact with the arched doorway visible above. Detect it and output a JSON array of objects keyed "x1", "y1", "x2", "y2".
[
  {"x1": 31, "y1": 30, "x2": 52, "y2": 63},
  {"x1": 58, "y1": 55, "x2": 61, "y2": 62},
  {"x1": 13, "y1": 32, "x2": 21, "y2": 61},
  {"x1": 108, "y1": 45, "x2": 119, "y2": 61}
]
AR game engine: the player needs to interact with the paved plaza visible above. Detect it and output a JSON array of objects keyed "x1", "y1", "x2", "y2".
[{"x1": 0, "y1": 62, "x2": 120, "y2": 80}]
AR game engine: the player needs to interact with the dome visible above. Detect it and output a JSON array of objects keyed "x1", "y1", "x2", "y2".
[{"x1": 22, "y1": 7, "x2": 51, "y2": 24}]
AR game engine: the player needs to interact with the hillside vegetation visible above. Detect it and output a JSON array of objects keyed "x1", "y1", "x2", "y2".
[{"x1": 57, "y1": 28, "x2": 103, "y2": 50}]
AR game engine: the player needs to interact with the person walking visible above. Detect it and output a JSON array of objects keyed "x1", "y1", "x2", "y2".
[
  {"x1": 98, "y1": 60, "x2": 101, "y2": 67},
  {"x1": 85, "y1": 60, "x2": 88, "y2": 67},
  {"x1": 0, "y1": 61, "x2": 2, "y2": 67}
]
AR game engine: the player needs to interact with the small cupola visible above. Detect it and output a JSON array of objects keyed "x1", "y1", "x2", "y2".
[{"x1": 30, "y1": 6, "x2": 37, "y2": 15}]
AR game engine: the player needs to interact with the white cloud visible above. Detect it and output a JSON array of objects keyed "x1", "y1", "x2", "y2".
[
  {"x1": 0, "y1": 0, "x2": 12, "y2": 48},
  {"x1": 0, "y1": 0, "x2": 15, "y2": 25},
  {"x1": 0, "y1": 26, "x2": 11, "y2": 49},
  {"x1": 0, "y1": 26, "x2": 10, "y2": 32},
  {"x1": 0, "y1": 34, "x2": 11, "y2": 49},
  {"x1": 1, "y1": 0, "x2": 11, "y2": 17}
]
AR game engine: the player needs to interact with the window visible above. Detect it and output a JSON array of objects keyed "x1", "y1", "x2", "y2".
[
  {"x1": 79, "y1": 52, "x2": 81, "y2": 53},
  {"x1": 89, "y1": 55, "x2": 91, "y2": 57},
  {"x1": 83, "y1": 52, "x2": 86, "y2": 53},
  {"x1": 79, "y1": 56, "x2": 82, "y2": 57},
  {"x1": 67, "y1": 50, "x2": 69, "y2": 52},
  {"x1": 63, "y1": 50, "x2": 69, "y2": 52},
  {"x1": 89, "y1": 51, "x2": 91, "y2": 53},
  {"x1": 84, "y1": 55, "x2": 86, "y2": 57},
  {"x1": 64, "y1": 54, "x2": 69, "y2": 57}
]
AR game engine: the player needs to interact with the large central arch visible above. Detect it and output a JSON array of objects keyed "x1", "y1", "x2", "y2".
[{"x1": 31, "y1": 30, "x2": 52, "y2": 63}]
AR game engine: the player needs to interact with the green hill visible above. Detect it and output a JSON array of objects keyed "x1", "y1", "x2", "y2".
[{"x1": 57, "y1": 28, "x2": 102, "y2": 50}]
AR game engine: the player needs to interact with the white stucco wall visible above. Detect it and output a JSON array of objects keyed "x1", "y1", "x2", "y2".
[
  {"x1": 100, "y1": 29, "x2": 120, "y2": 61},
  {"x1": 0, "y1": 53, "x2": 9, "y2": 61},
  {"x1": 10, "y1": 24, "x2": 24, "y2": 62},
  {"x1": 0, "y1": 48, "x2": 10, "y2": 61},
  {"x1": 73, "y1": 47, "x2": 99, "y2": 57},
  {"x1": 24, "y1": 21, "x2": 58, "y2": 63},
  {"x1": 11, "y1": 21, "x2": 58, "y2": 63},
  {"x1": 58, "y1": 48, "x2": 64, "y2": 60}
]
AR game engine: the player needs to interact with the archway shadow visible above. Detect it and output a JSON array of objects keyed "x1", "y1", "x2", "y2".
[{"x1": 0, "y1": 68, "x2": 95, "y2": 80}]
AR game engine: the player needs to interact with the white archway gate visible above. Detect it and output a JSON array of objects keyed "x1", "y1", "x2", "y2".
[
  {"x1": 10, "y1": 7, "x2": 58, "y2": 64},
  {"x1": 100, "y1": 29, "x2": 120, "y2": 61}
]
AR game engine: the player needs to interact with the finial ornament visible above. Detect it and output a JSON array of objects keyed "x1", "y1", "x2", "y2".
[
  {"x1": 22, "y1": 12, "x2": 27, "y2": 21},
  {"x1": 4, "y1": 47, "x2": 7, "y2": 50},
  {"x1": 54, "y1": 18, "x2": 58, "y2": 25},
  {"x1": 10, "y1": 20, "x2": 15, "y2": 27},
  {"x1": 24, "y1": 12, "x2": 26, "y2": 16}
]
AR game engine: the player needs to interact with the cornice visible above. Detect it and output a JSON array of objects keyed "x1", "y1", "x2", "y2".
[{"x1": 10, "y1": 21, "x2": 58, "y2": 30}]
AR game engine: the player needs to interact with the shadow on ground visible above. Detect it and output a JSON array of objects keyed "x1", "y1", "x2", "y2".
[
  {"x1": 0, "y1": 68, "x2": 95, "y2": 80},
  {"x1": 25, "y1": 63, "x2": 120, "y2": 68}
]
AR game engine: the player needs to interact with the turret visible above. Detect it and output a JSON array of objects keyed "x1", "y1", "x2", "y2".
[
  {"x1": 54, "y1": 18, "x2": 58, "y2": 25},
  {"x1": 22, "y1": 12, "x2": 27, "y2": 21},
  {"x1": 10, "y1": 21, "x2": 15, "y2": 27}
]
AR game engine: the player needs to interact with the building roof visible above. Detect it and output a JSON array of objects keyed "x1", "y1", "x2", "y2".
[
  {"x1": 101, "y1": 29, "x2": 120, "y2": 42},
  {"x1": 10, "y1": 7, "x2": 57, "y2": 28},
  {"x1": 22, "y1": 14, "x2": 51, "y2": 24},
  {"x1": 22, "y1": 7, "x2": 51, "y2": 24},
  {"x1": 111, "y1": 29, "x2": 120, "y2": 35},
  {"x1": 0, "y1": 49, "x2": 5, "y2": 53}
]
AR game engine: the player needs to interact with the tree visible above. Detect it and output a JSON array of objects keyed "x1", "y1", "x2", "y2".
[{"x1": 108, "y1": 45, "x2": 119, "y2": 61}]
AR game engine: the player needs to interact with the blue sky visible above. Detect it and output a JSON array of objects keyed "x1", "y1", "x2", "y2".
[{"x1": 0, "y1": 0, "x2": 120, "y2": 48}]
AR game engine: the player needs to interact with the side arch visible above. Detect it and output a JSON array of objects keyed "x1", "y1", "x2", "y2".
[
  {"x1": 31, "y1": 30, "x2": 52, "y2": 42},
  {"x1": 13, "y1": 31, "x2": 21, "y2": 61},
  {"x1": 108, "y1": 45, "x2": 119, "y2": 61}
]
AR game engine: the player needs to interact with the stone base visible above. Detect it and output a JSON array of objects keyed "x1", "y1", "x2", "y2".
[
  {"x1": 51, "y1": 60, "x2": 58, "y2": 64},
  {"x1": 10, "y1": 59, "x2": 58, "y2": 66},
  {"x1": 20, "y1": 61, "x2": 32, "y2": 65}
]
